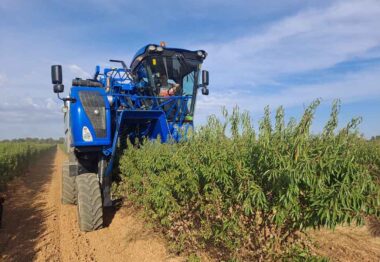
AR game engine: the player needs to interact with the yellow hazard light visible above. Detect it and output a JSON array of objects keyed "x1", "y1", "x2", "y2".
[{"x1": 152, "y1": 58, "x2": 157, "y2": 65}]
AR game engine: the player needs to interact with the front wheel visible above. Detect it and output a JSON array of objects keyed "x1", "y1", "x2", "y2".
[
  {"x1": 76, "y1": 173, "x2": 103, "y2": 231},
  {"x1": 61, "y1": 160, "x2": 77, "y2": 205}
]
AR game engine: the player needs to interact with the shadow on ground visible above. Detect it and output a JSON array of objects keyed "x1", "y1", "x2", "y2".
[
  {"x1": 0, "y1": 149, "x2": 56, "y2": 261},
  {"x1": 103, "y1": 198, "x2": 123, "y2": 227}
]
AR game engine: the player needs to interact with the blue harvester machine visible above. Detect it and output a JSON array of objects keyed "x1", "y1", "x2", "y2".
[{"x1": 51, "y1": 43, "x2": 209, "y2": 231}]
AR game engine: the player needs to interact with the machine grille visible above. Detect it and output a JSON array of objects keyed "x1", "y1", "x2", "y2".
[{"x1": 79, "y1": 91, "x2": 106, "y2": 138}]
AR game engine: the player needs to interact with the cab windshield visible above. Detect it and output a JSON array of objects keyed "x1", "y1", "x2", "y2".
[{"x1": 134, "y1": 53, "x2": 200, "y2": 116}]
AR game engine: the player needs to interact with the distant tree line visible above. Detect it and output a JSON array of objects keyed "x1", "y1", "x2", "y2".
[{"x1": 0, "y1": 137, "x2": 64, "y2": 144}]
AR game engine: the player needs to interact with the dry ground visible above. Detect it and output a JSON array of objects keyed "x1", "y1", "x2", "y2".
[
  {"x1": 310, "y1": 226, "x2": 380, "y2": 261},
  {"x1": 0, "y1": 148, "x2": 182, "y2": 262}
]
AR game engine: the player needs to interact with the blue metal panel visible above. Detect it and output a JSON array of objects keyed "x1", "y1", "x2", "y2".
[
  {"x1": 70, "y1": 87, "x2": 111, "y2": 147},
  {"x1": 120, "y1": 110, "x2": 170, "y2": 142},
  {"x1": 103, "y1": 109, "x2": 171, "y2": 177},
  {"x1": 62, "y1": 45, "x2": 207, "y2": 180},
  {"x1": 130, "y1": 45, "x2": 149, "y2": 64}
]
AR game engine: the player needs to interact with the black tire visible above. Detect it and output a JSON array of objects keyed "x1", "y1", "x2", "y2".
[
  {"x1": 61, "y1": 160, "x2": 77, "y2": 205},
  {"x1": 76, "y1": 173, "x2": 103, "y2": 232}
]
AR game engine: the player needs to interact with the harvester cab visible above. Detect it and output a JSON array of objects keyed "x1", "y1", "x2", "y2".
[{"x1": 51, "y1": 43, "x2": 209, "y2": 231}]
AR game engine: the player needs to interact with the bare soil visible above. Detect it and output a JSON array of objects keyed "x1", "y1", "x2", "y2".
[
  {"x1": 0, "y1": 147, "x2": 379, "y2": 261},
  {"x1": 310, "y1": 226, "x2": 380, "y2": 261},
  {"x1": 0, "y1": 148, "x2": 183, "y2": 262}
]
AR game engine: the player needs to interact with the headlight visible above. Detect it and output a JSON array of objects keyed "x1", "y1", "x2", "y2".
[
  {"x1": 156, "y1": 46, "x2": 164, "y2": 52},
  {"x1": 197, "y1": 50, "x2": 207, "y2": 58},
  {"x1": 148, "y1": 45, "x2": 156, "y2": 51},
  {"x1": 82, "y1": 126, "x2": 93, "y2": 142}
]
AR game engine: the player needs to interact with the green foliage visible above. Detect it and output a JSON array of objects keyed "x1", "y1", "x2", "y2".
[
  {"x1": 0, "y1": 137, "x2": 64, "y2": 144},
  {"x1": 187, "y1": 253, "x2": 201, "y2": 262},
  {"x1": 115, "y1": 100, "x2": 380, "y2": 260},
  {"x1": 355, "y1": 139, "x2": 380, "y2": 180},
  {"x1": 0, "y1": 142, "x2": 54, "y2": 190}
]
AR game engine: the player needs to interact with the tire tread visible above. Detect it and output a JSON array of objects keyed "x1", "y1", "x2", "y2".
[
  {"x1": 61, "y1": 160, "x2": 77, "y2": 204},
  {"x1": 76, "y1": 173, "x2": 103, "y2": 232}
]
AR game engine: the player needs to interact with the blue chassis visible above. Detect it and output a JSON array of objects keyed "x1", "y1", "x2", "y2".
[{"x1": 70, "y1": 85, "x2": 193, "y2": 178}]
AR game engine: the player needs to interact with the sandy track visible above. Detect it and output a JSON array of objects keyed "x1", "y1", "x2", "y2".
[
  {"x1": 310, "y1": 226, "x2": 380, "y2": 261},
  {"x1": 0, "y1": 148, "x2": 182, "y2": 262}
]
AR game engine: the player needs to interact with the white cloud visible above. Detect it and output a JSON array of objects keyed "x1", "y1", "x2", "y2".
[
  {"x1": 0, "y1": 97, "x2": 61, "y2": 125},
  {"x1": 68, "y1": 64, "x2": 92, "y2": 79},
  {"x1": 201, "y1": 0, "x2": 380, "y2": 87},
  {"x1": 0, "y1": 96, "x2": 61, "y2": 139},
  {"x1": 192, "y1": 0, "x2": 380, "y2": 134},
  {"x1": 46, "y1": 97, "x2": 58, "y2": 110},
  {"x1": 1, "y1": 0, "x2": 379, "y2": 138},
  {"x1": 196, "y1": 65, "x2": 380, "y2": 120}
]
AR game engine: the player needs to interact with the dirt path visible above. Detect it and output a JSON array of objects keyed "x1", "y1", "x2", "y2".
[
  {"x1": 0, "y1": 148, "x2": 182, "y2": 262},
  {"x1": 310, "y1": 226, "x2": 380, "y2": 261}
]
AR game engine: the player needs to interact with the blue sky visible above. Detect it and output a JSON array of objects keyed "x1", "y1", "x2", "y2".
[{"x1": 0, "y1": 0, "x2": 379, "y2": 139}]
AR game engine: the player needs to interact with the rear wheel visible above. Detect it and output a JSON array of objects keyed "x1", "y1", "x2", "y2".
[
  {"x1": 76, "y1": 173, "x2": 103, "y2": 231},
  {"x1": 61, "y1": 160, "x2": 77, "y2": 205}
]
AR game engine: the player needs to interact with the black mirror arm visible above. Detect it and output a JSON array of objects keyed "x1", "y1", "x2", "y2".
[
  {"x1": 57, "y1": 93, "x2": 76, "y2": 103},
  {"x1": 198, "y1": 83, "x2": 209, "y2": 88},
  {"x1": 201, "y1": 86, "x2": 209, "y2": 95}
]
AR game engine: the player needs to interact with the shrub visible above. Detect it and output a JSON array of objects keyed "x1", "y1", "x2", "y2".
[
  {"x1": 0, "y1": 142, "x2": 54, "y2": 190},
  {"x1": 115, "y1": 100, "x2": 380, "y2": 260}
]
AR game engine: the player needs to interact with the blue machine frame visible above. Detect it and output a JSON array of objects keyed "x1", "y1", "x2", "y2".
[{"x1": 66, "y1": 44, "x2": 208, "y2": 178}]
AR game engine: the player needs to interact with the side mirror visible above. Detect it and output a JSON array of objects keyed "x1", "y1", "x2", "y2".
[
  {"x1": 202, "y1": 87, "x2": 209, "y2": 95},
  {"x1": 202, "y1": 70, "x2": 209, "y2": 86},
  {"x1": 53, "y1": 84, "x2": 64, "y2": 93},
  {"x1": 51, "y1": 65, "x2": 64, "y2": 93},
  {"x1": 51, "y1": 65, "x2": 63, "y2": 84},
  {"x1": 201, "y1": 70, "x2": 209, "y2": 95}
]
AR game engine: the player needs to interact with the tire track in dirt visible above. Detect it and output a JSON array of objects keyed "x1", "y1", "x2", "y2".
[{"x1": 0, "y1": 147, "x2": 183, "y2": 262}]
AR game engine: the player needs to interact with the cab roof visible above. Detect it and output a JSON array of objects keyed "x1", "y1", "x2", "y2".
[{"x1": 130, "y1": 44, "x2": 207, "y2": 72}]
